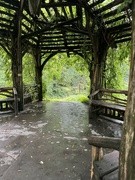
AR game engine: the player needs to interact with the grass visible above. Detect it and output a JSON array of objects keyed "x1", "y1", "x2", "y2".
[{"x1": 47, "y1": 94, "x2": 89, "y2": 104}]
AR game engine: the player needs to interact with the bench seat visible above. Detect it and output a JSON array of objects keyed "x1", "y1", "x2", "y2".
[
  {"x1": 0, "y1": 98, "x2": 14, "y2": 102},
  {"x1": 91, "y1": 100, "x2": 126, "y2": 120},
  {"x1": 0, "y1": 87, "x2": 18, "y2": 115},
  {"x1": 93, "y1": 151, "x2": 119, "y2": 180},
  {"x1": 92, "y1": 100, "x2": 126, "y2": 111}
]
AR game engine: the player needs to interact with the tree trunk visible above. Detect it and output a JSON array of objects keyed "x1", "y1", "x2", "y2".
[
  {"x1": 12, "y1": 1, "x2": 24, "y2": 111},
  {"x1": 90, "y1": 34, "x2": 108, "y2": 94},
  {"x1": 119, "y1": 1, "x2": 135, "y2": 179},
  {"x1": 34, "y1": 46, "x2": 42, "y2": 101},
  {"x1": 35, "y1": 66, "x2": 42, "y2": 101}
]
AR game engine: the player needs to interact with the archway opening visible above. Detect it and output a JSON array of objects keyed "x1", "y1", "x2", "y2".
[{"x1": 42, "y1": 53, "x2": 90, "y2": 102}]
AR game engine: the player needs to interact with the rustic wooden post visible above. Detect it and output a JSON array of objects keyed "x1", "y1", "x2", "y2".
[
  {"x1": 33, "y1": 43, "x2": 43, "y2": 101},
  {"x1": 17, "y1": 0, "x2": 25, "y2": 110},
  {"x1": 89, "y1": 136, "x2": 121, "y2": 179},
  {"x1": 90, "y1": 146, "x2": 103, "y2": 179},
  {"x1": 119, "y1": 1, "x2": 135, "y2": 179},
  {"x1": 90, "y1": 33, "x2": 108, "y2": 94},
  {"x1": 13, "y1": 87, "x2": 18, "y2": 115},
  {"x1": 32, "y1": 48, "x2": 59, "y2": 101},
  {"x1": 11, "y1": 0, "x2": 25, "y2": 111}
]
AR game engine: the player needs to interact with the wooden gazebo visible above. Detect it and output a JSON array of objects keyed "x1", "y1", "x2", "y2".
[
  {"x1": 0, "y1": 0, "x2": 132, "y2": 110},
  {"x1": 0, "y1": 1, "x2": 135, "y2": 179}
]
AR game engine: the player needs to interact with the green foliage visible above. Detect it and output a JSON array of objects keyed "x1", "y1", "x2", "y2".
[
  {"x1": 23, "y1": 53, "x2": 35, "y2": 84},
  {"x1": 0, "y1": 47, "x2": 12, "y2": 87},
  {"x1": 0, "y1": 40, "x2": 130, "y2": 101},
  {"x1": 117, "y1": 0, "x2": 132, "y2": 12},
  {"x1": 43, "y1": 53, "x2": 90, "y2": 99},
  {"x1": 105, "y1": 42, "x2": 130, "y2": 90},
  {"x1": 49, "y1": 94, "x2": 89, "y2": 104}
]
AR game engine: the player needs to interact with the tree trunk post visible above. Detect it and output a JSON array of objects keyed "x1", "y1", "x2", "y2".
[
  {"x1": 90, "y1": 34, "x2": 108, "y2": 95},
  {"x1": 119, "y1": 1, "x2": 135, "y2": 179},
  {"x1": 90, "y1": 146, "x2": 103, "y2": 179},
  {"x1": 89, "y1": 33, "x2": 108, "y2": 120},
  {"x1": 12, "y1": 0, "x2": 24, "y2": 111},
  {"x1": 34, "y1": 45, "x2": 43, "y2": 101},
  {"x1": 35, "y1": 66, "x2": 42, "y2": 101}
]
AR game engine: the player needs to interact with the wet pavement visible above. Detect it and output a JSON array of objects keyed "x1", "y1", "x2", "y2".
[{"x1": 0, "y1": 101, "x2": 122, "y2": 180}]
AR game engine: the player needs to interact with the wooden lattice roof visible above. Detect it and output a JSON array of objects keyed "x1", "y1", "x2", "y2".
[{"x1": 0, "y1": 0, "x2": 132, "y2": 56}]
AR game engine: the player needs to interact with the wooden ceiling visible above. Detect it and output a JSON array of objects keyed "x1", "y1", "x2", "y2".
[{"x1": 0, "y1": 0, "x2": 132, "y2": 56}]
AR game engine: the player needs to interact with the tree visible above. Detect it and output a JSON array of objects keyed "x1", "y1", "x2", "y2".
[
  {"x1": 0, "y1": 47, "x2": 13, "y2": 86},
  {"x1": 119, "y1": 1, "x2": 135, "y2": 179},
  {"x1": 43, "y1": 53, "x2": 90, "y2": 99},
  {"x1": 105, "y1": 43, "x2": 130, "y2": 90}
]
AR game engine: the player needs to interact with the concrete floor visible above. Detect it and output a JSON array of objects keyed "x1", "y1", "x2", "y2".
[
  {"x1": 0, "y1": 101, "x2": 122, "y2": 180},
  {"x1": 0, "y1": 101, "x2": 92, "y2": 180}
]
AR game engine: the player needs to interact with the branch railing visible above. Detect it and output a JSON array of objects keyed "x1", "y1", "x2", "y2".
[
  {"x1": 23, "y1": 84, "x2": 38, "y2": 104},
  {"x1": 88, "y1": 135, "x2": 121, "y2": 180},
  {"x1": 89, "y1": 89, "x2": 128, "y2": 120},
  {"x1": 0, "y1": 87, "x2": 18, "y2": 115}
]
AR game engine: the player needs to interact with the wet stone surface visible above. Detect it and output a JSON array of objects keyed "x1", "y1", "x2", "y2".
[{"x1": 0, "y1": 101, "x2": 122, "y2": 180}]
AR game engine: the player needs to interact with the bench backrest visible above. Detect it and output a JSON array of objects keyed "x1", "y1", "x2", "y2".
[
  {"x1": 89, "y1": 88, "x2": 128, "y2": 107},
  {"x1": 0, "y1": 87, "x2": 18, "y2": 115}
]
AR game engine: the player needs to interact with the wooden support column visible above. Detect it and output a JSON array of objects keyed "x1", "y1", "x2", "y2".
[
  {"x1": 33, "y1": 49, "x2": 59, "y2": 102},
  {"x1": 33, "y1": 44, "x2": 42, "y2": 101},
  {"x1": 90, "y1": 33, "x2": 108, "y2": 94},
  {"x1": 12, "y1": 0, "x2": 24, "y2": 111},
  {"x1": 35, "y1": 68, "x2": 42, "y2": 101},
  {"x1": 91, "y1": 146, "x2": 103, "y2": 179},
  {"x1": 85, "y1": 5, "x2": 108, "y2": 95},
  {"x1": 119, "y1": 1, "x2": 135, "y2": 179}
]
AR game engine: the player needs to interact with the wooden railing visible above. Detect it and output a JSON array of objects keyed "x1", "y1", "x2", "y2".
[
  {"x1": 0, "y1": 85, "x2": 38, "y2": 114},
  {"x1": 89, "y1": 89, "x2": 128, "y2": 121},
  {"x1": 0, "y1": 87, "x2": 18, "y2": 115},
  {"x1": 88, "y1": 136, "x2": 121, "y2": 180},
  {"x1": 23, "y1": 84, "x2": 38, "y2": 104}
]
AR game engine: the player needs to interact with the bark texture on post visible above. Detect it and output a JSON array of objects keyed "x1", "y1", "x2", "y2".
[
  {"x1": 90, "y1": 33, "x2": 108, "y2": 94},
  {"x1": 34, "y1": 45, "x2": 42, "y2": 101},
  {"x1": 35, "y1": 66, "x2": 42, "y2": 101},
  {"x1": 12, "y1": 0, "x2": 24, "y2": 111},
  {"x1": 119, "y1": 1, "x2": 135, "y2": 179}
]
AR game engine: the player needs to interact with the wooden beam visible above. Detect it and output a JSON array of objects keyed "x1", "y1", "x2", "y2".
[
  {"x1": 94, "y1": 0, "x2": 123, "y2": 14},
  {"x1": 116, "y1": 33, "x2": 131, "y2": 39},
  {"x1": 2, "y1": 0, "x2": 19, "y2": 7},
  {"x1": 58, "y1": 26, "x2": 89, "y2": 35},
  {"x1": 100, "y1": 88, "x2": 128, "y2": 95},
  {"x1": 89, "y1": 0, "x2": 105, "y2": 9},
  {"x1": 0, "y1": 11, "x2": 14, "y2": 17},
  {"x1": 41, "y1": 39, "x2": 90, "y2": 43},
  {"x1": 107, "y1": 23, "x2": 131, "y2": 33},
  {"x1": 40, "y1": 10, "x2": 49, "y2": 22},
  {"x1": 41, "y1": 2, "x2": 77, "y2": 8},
  {"x1": 41, "y1": 49, "x2": 90, "y2": 54},
  {"x1": 104, "y1": 15, "x2": 126, "y2": 25},
  {"x1": 115, "y1": 37, "x2": 131, "y2": 43},
  {"x1": 88, "y1": 136, "x2": 121, "y2": 150},
  {"x1": 0, "y1": 2, "x2": 17, "y2": 10},
  {"x1": 0, "y1": 23, "x2": 13, "y2": 29},
  {"x1": 0, "y1": 17, "x2": 12, "y2": 24},
  {"x1": 69, "y1": 6, "x2": 74, "y2": 19},
  {"x1": 103, "y1": 7, "x2": 129, "y2": 19},
  {"x1": 40, "y1": 45, "x2": 91, "y2": 50},
  {"x1": 41, "y1": 33, "x2": 87, "y2": 38},
  {"x1": 22, "y1": 17, "x2": 78, "y2": 39}
]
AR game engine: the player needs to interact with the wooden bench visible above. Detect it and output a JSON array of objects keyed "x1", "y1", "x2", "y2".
[
  {"x1": 88, "y1": 136, "x2": 121, "y2": 180},
  {"x1": 89, "y1": 89, "x2": 128, "y2": 121},
  {"x1": 92, "y1": 100, "x2": 126, "y2": 120},
  {"x1": 0, "y1": 87, "x2": 18, "y2": 115}
]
